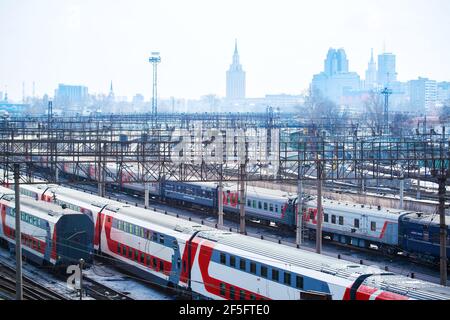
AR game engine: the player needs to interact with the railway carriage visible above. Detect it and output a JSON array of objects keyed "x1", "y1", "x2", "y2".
[
  {"x1": 302, "y1": 199, "x2": 407, "y2": 253},
  {"x1": 399, "y1": 212, "x2": 450, "y2": 263},
  {"x1": 0, "y1": 186, "x2": 94, "y2": 267}
]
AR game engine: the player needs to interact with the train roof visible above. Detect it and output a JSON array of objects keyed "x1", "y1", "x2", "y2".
[
  {"x1": 305, "y1": 197, "x2": 418, "y2": 219},
  {"x1": 0, "y1": 186, "x2": 80, "y2": 222},
  {"x1": 186, "y1": 181, "x2": 297, "y2": 201},
  {"x1": 401, "y1": 211, "x2": 450, "y2": 226}
]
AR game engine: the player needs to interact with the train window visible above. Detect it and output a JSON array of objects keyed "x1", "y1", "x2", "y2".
[
  {"x1": 220, "y1": 253, "x2": 226, "y2": 264},
  {"x1": 354, "y1": 219, "x2": 360, "y2": 228},
  {"x1": 258, "y1": 202, "x2": 262, "y2": 209},
  {"x1": 107, "y1": 216, "x2": 111, "y2": 223},
  {"x1": 269, "y1": 203, "x2": 273, "y2": 212},
  {"x1": 339, "y1": 216, "x2": 344, "y2": 226},
  {"x1": 252, "y1": 200, "x2": 256, "y2": 208},
  {"x1": 250, "y1": 294, "x2": 256, "y2": 300},
  {"x1": 261, "y1": 266, "x2": 268, "y2": 278},
  {"x1": 324, "y1": 214, "x2": 329, "y2": 222},
  {"x1": 159, "y1": 235, "x2": 164, "y2": 244},
  {"x1": 229, "y1": 286, "x2": 235, "y2": 300},
  {"x1": 239, "y1": 290, "x2": 246, "y2": 300},
  {"x1": 141, "y1": 253, "x2": 145, "y2": 263},
  {"x1": 220, "y1": 283, "x2": 226, "y2": 296},
  {"x1": 117, "y1": 244, "x2": 121, "y2": 254},
  {"x1": 272, "y1": 269, "x2": 279, "y2": 282},
  {"x1": 309, "y1": 211, "x2": 314, "y2": 219},
  {"x1": 230, "y1": 255, "x2": 236, "y2": 268},
  {"x1": 147, "y1": 255, "x2": 151, "y2": 266},
  {"x1": 284, "y1": 272, "x2": 291, "y2": 285},
  {"x1": 274, "y1": 205, "x2": 279, "y2": 213},
  {"x1": 135, "y1": 250, "x2": 139, "y2": 261},
  {"x1": 122, "y1": 246, "x2": 126, "y2": 256},
  {"x1": 159, "y1": 260, "x2": 164, "y2": 272},
  {"x1": 263, "y1": 202, "x2": 268, "y2": 211},
  {"x1": 371, "y1": 221, "x2": 376, "y2": 232},
  {"x1": 239, "y1": 259, "x2": 246, "y2": 271},
  {"x1": 153, "y1": 257, "x2": 157, "y2": 268},
  {"x1": 331, "y1": 215, "x2": 336, "y2": 224},
  {"x1": 152, "y1": 233, "x2": 158, "y2": 242},
  {"x1": 250, "y1": 262, "x2": 256, "y2": 274},
  {"x1": 247, "y1": 199, "x2": 251, "y2": 207},
  {"x1": 296, "y1": 275, "x2": 304, "y2": 289}
]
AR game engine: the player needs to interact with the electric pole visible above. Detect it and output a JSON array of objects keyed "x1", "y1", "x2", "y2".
[{"x1": 14, "y1": 164, "x2": 23, "y2": 300}]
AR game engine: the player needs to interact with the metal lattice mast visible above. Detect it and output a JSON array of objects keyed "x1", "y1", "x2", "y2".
[{"x1": 149, "y1": 52, "x2": 161, "y2": 125}]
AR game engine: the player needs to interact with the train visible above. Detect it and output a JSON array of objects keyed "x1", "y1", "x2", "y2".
[
  {"x1": 0, "y1": 186, "x2": 93, "y2": 268},
  {"x1": 4, "y1": 181, "x2": 450, "y2": 300},
  {"x1": 3, "y1": 160, "x2": 450, "y2": 266}
]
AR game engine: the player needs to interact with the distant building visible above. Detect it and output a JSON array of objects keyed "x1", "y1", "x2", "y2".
[
  {"x1": 377, "y1": 53, "x2": 397, "y2": 87},
  {"x1": 437, "y1": 82, "x2": 450, "y2": 105},
  {"x1": 226, "y1": 40, "x2": 246, "y2": 100},
  {"x1": 311, "y1": 48, "x2": 361, "y2": 104},
  {"x1": 54, "y1": 84, "x2": 88, "y2": 107},
  {"x1": 364, "y1": 49, "x2": 377, "y2": 89},
  {"x1": 409, "y1": 77, "x2": 437, "y2": 113}
]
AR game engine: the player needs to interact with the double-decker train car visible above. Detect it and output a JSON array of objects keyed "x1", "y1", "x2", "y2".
[
  {"x1": 11, "y1": 182, "x2": 450, "y2": 300},
  {"x1": 0, "y1": 186, "x2": 94, "y2": 267}
]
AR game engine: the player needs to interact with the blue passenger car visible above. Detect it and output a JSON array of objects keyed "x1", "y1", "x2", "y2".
[{"x1": 399, "y1": 212, "x2": 450, "y2": 263}]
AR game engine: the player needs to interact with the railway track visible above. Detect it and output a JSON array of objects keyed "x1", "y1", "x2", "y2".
[
  {"x1": 81, "y1": 275, "x2": 134, "y2": 300},
  {"x1": 0, "y1": 262, "x2": 67, "y2": 300}
]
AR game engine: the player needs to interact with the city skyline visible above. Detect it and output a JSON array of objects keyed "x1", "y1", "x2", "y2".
[{"x1": 1, "y1": 0, "x2": 450, "y2": 101}]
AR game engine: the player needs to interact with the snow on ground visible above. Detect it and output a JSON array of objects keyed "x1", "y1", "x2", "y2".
[{"x1": 83, "y1": 262, "x2": 176, "y2": 300}]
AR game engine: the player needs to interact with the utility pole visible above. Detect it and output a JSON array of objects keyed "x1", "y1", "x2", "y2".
[
  {"x1": 381, "y1": 87, "x2": 392, "y2": 130},
  {"x1": 296, "y1": 145, "x2": 304, "y2": 246},
  {"x1": 239, "y1": 163, "x2": 246, "y2": 234},
  {"x1": 149, "y1": 52, "x2": 161, "y2": 127},
  {"x1": 296, "y1": 178, "x2": 303, "y2": 246},
  {"x1": 316, "y1": 153, "x2": 323, "y2": 254},
  {"x1": 79, "y1": 258, "x2": 85, "y2": 300},
  {"x1": 438, "y1": 177, "x2": 447, "y2": 286},
  {"x1": 399, "y1": 166, "x2": 404, "y2": 209},
  {"x1": 218, "y1": 180, "x2": 224, "y2": 227},
  {"x1": 14, "y1": 164, "x2": 23, "y2": 300}
]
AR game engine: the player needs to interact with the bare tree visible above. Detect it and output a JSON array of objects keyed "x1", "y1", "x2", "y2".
[
  {"x1": 362, "y1": 90, "x2": 384, "y2": 135},
  {"x1": 300, "y1": 88, "x2": 347, "y2": 131}
]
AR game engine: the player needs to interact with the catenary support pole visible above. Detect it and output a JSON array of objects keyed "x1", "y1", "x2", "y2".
[
  {"x1": 218, "y1": 180, "x2": 224, "y2": 227},
  {"x1": 296, "y1": 178, "x2": 303, "y2": 246},
  {"x1": 239, "y1": 164, "x2": 246, "y2": 234},
  {"x1": 14, "y1": 164, "x2": 23, "y2": 300},
  {"x1": 438, "y1": 178, "x2": 447, "y2": 286},
  {"x1": 316, "y1": 155, "x2": 323, "y2": 254}
]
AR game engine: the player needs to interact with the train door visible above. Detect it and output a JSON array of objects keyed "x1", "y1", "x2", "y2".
[{"x1": 361, "y1": 214, "x2": 368, "y2": 236}]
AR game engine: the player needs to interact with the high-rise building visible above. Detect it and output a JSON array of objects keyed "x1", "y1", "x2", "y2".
[
  {"x1": 226, "y1": 40, "x2": 246, "y2": 100},
  {"x1": 437, "y1": 82, "x2": 450, "y2": 105},
  {"x1": 54, "y1": 84, "x2": 88, "y2": 107},
  {"x1": 324, "y1": 48, "x2": 349, "y2": 76},
  {"x1": 311, "y1": 48, "x2": 361, "y2": 104},
  {"x1": 377, "y1": 53, "x2": 397, "y2": 87},
  {"x1": 364, "y1": 49, "x2": 377, "y2": 89},
  {"x1": 409, "y1": 77, "x2": 437, "y2": 113}
]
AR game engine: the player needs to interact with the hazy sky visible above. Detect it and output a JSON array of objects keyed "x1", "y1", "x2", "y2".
[{"x1": 1, "y1": 0, "x2": 449, "y2": 101}]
